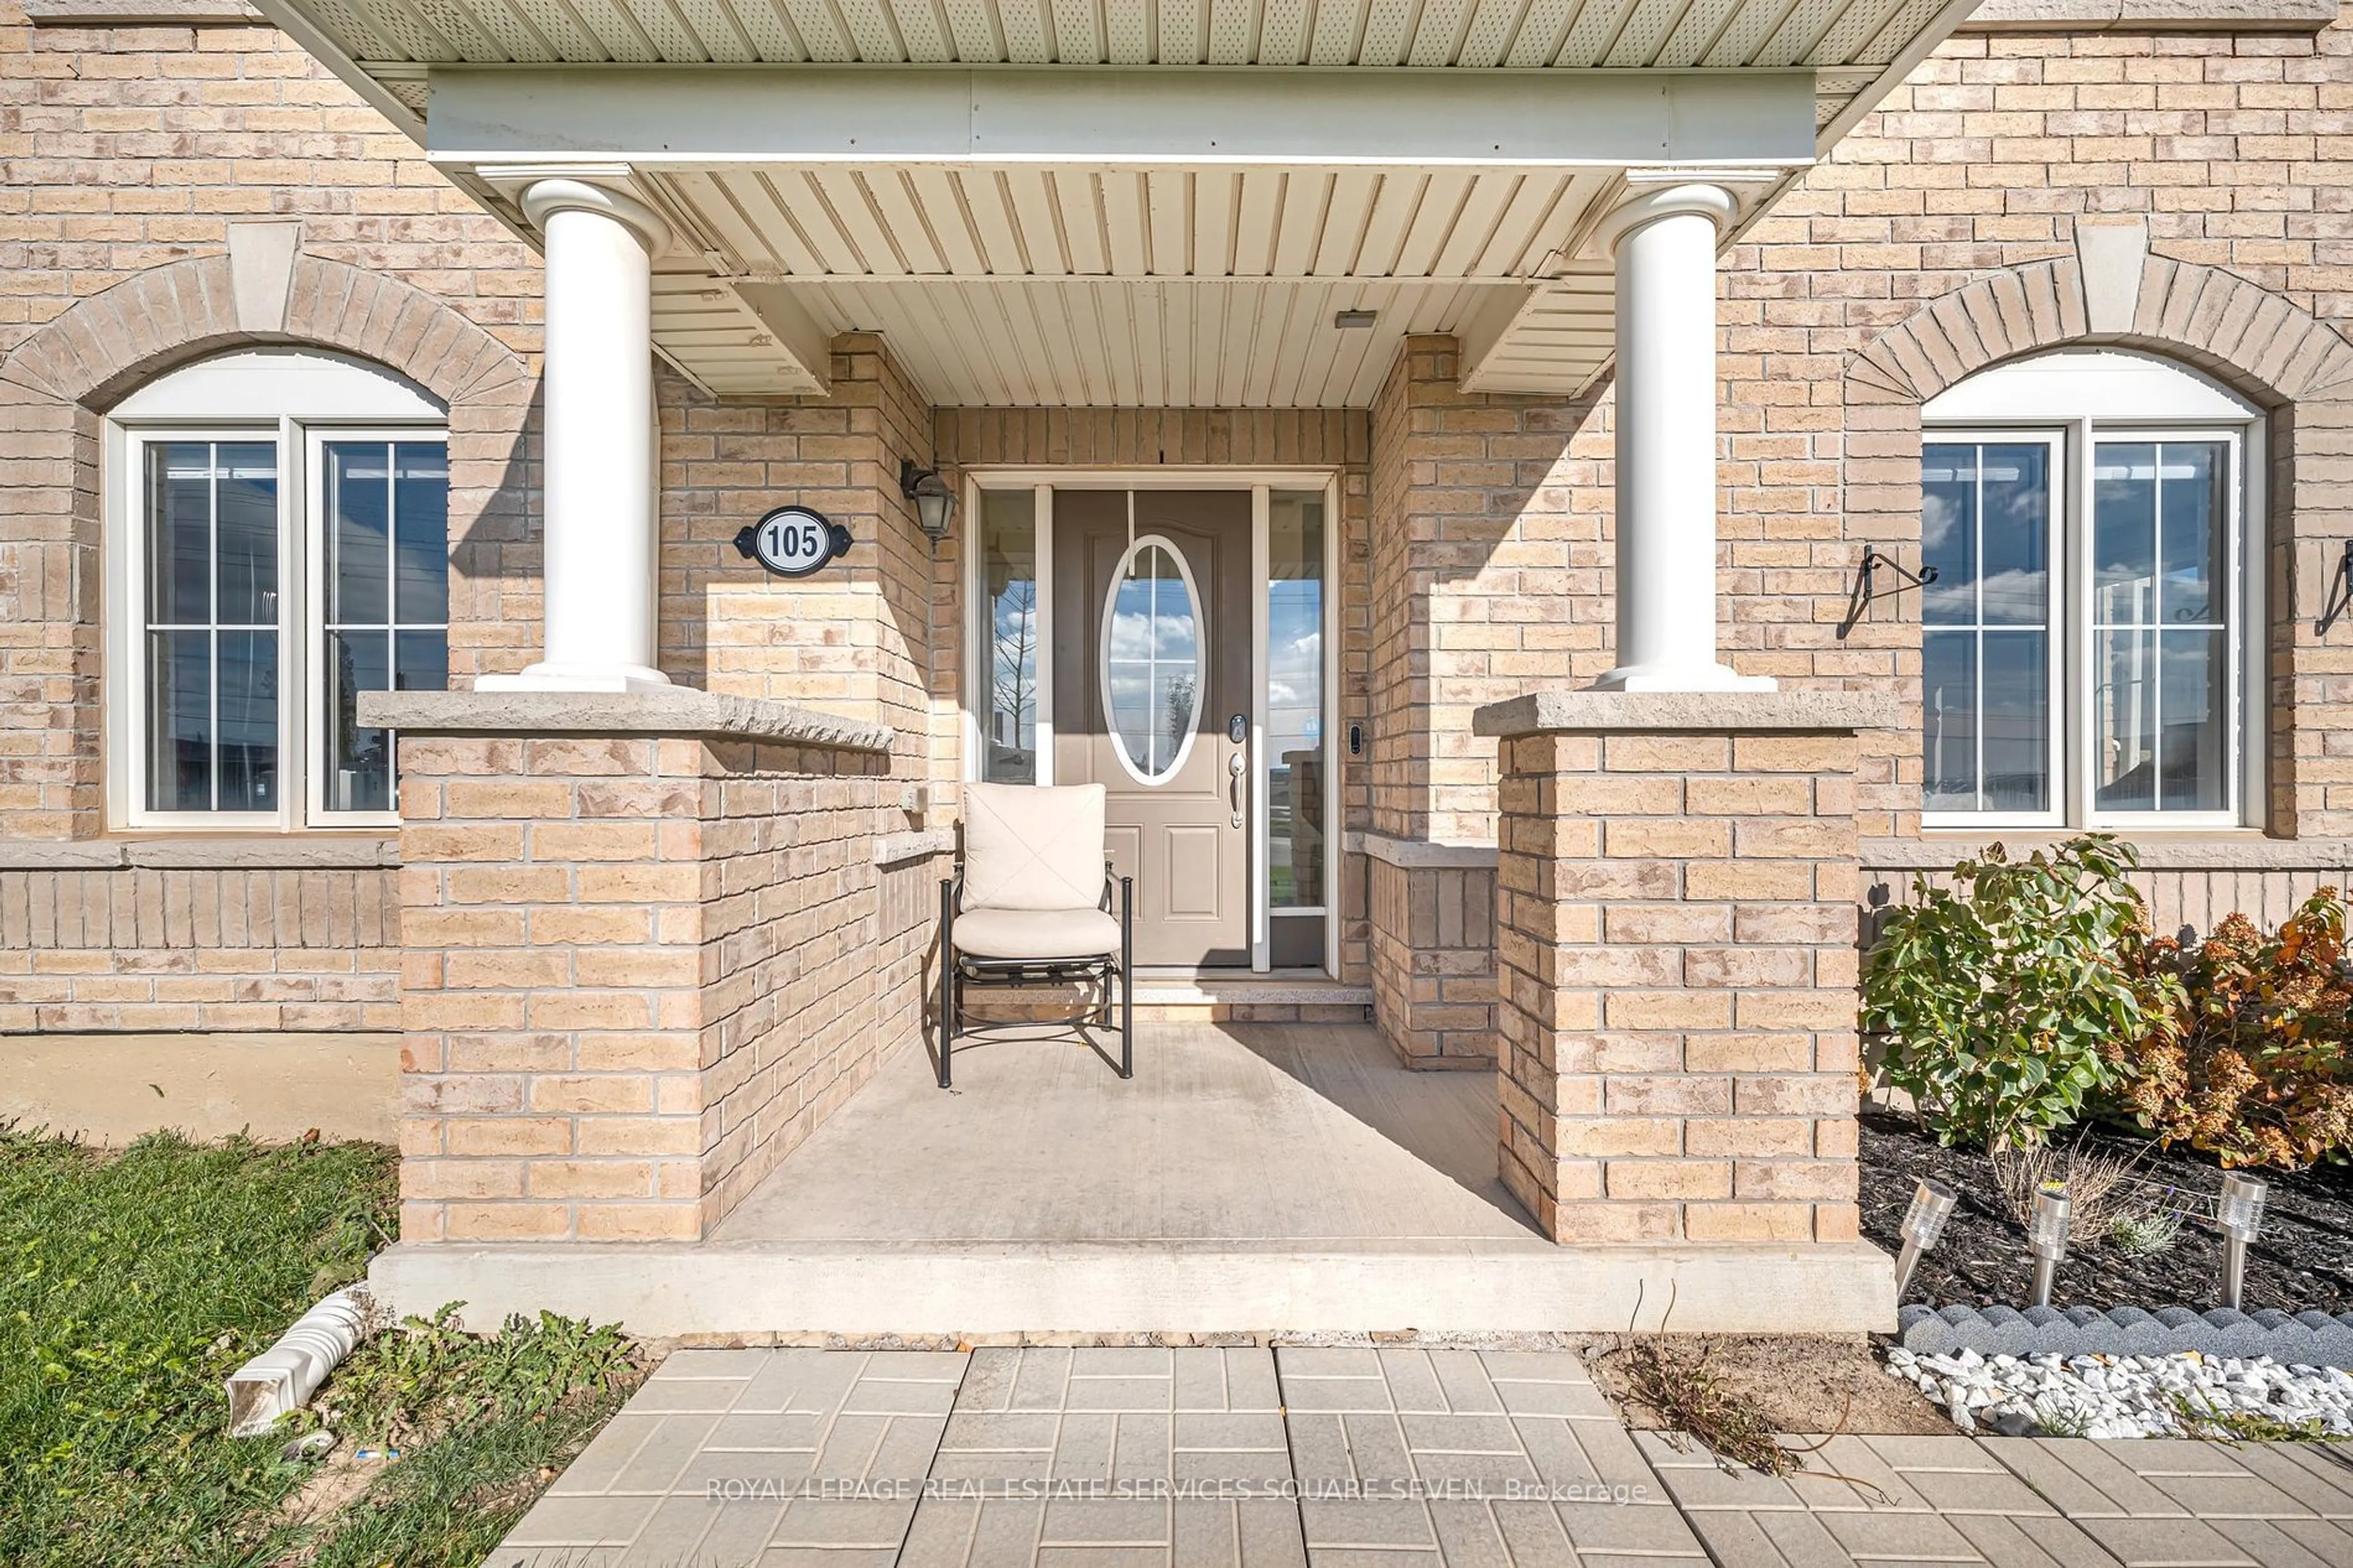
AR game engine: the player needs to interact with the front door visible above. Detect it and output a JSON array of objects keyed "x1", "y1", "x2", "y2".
[{"x1": 1054, "y1": 490, "x2": 1251, "y2": 967}]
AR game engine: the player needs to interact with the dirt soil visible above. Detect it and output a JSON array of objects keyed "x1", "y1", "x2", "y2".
[
  {"x1": 1575, "y1": 1333, "x2": 1951, "y2": 1437},
  {"x1": 1862, "y1": 1112, "x2": 2353, "y2": 1314}
]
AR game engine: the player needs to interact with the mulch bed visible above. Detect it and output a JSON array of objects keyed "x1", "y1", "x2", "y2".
[{"x1": 1859, "y1": 1111, "x2": 2353, "y2": 1316}]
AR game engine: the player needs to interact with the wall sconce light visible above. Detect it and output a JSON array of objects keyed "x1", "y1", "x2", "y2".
[
  {"x1": 1893, "y1": 1177, "x2": 1957, "y2": 1300},
  {"x1": 2218, "y1": 1172, "x2": 2267, "y2": 1311},
  {"x1": 899, "y1": 460, "x2": 957, "y2": 542},
  {"x1": 2028, "y1": 1181, "x2": 2071, "y2": 1308}
]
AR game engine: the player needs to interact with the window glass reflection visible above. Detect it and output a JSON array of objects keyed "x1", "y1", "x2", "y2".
[
  {"x1": 979, "y1": 490, "x2": 1040, "y2": 785},
  {"x1": 1268, "y1": 492, "x2": 1324, "y2": 909}
]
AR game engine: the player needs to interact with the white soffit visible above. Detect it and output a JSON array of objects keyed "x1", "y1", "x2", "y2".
[{"x1": 248, "y1": 0, "x2": 1986, "y2": 405}]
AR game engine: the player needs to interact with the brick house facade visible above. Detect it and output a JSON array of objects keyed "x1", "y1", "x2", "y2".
[{"x1": 3, "y1": 0, "x2": 2349, "y2": 1330}]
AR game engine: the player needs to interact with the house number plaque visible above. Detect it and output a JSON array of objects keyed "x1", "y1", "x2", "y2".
[{"x1": 735, "y1": 505, "x2": 852, "y2": 578}]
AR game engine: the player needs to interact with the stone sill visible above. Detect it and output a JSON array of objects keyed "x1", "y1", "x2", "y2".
[
  {"x1": 1954, "y1": 0, "x2": 2339, "y2": 31},
  {"x1": 23, "y1": 0, "x2": 262, "y2": 22},
  {"x1": 0, "y1": 836, "x2": 398, "y2": 870},
  {"x1": 361, "y1": 688, "x2": 895, "y2": 753},
  {"x1": 874, "y1": 828, "x2": 953, "y2": 867},
  {"x1": 1865, "y1": 833, "x2": 2353, "y2": 871},
  {"x1": 1348, "y1": 831, "x2": 1501, "y2": 870},
  {"x1": 1474, "y1": 689, "x2": 1905, "y2": 737}
]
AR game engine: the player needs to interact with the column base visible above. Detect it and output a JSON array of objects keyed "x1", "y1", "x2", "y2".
[
  {"x1": 1590, "y1": 663, "x2": 1777, "y2": 694},
  {"x1": 476, "y1": 664, "x2": 675, "y2": 695}
]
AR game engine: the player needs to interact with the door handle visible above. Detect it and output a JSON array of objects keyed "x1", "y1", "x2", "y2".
[{"x1": 1228, "y1": 751, "x2": 1246, "y2": 829}]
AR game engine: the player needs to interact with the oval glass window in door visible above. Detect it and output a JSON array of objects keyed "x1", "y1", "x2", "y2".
[{"x1": 1101, "y1": 536, "x2": 1203, "y2": 785}]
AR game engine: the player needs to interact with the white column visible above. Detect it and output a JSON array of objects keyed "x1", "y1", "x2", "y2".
[
  {"x1": 1593, "y1": 183, "x2": 1772, "y2": 694},
  {"x1": 479, "y1": 179, "x2": 672, "y2": 694}
]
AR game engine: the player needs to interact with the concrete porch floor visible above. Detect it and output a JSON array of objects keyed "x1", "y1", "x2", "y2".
[{"x1": 373, "y1": 1025, "x2": 1892, "y2": 1336}]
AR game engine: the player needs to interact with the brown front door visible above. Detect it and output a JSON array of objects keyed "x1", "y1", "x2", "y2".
[{"x1": 1055, "y1": 490, "x2": 1251, "y2": 967}]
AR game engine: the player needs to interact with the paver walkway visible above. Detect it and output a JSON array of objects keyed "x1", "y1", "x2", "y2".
[{"x1": 487, "y1": 1348, "x2": 2353, "y2": 1568}]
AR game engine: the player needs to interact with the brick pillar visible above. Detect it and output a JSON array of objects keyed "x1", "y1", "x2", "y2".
[
  {"x1": 1480, "y1": 690, "x2": 1896, "y2": 1248},
  {"x1": 373, "y1": 687, "x2": 910, "y2": 1246}
]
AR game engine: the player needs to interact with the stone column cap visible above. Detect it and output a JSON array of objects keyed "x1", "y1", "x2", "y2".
[
  {"x1": 360, "y1": 688, "x2": 895, "y2": 752},
  {"x1": 1473, "y1": 688, "x2": 1903, "y2": 736}
]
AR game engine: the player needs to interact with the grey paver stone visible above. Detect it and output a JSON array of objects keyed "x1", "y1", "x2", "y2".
[
  {"x1": 1550, "y1": 1496, "x2": 1709, "y2": 1556},
  {"x1": 1039, "y1": 1497, "x2": 1170, "y2": 1546},
  {"x1": 1982, "y1": 1437, "x2": 2182, "y2": 1518},
  {"x1": 1866, "y1": 1435, "x2": 2011, "y2": 1472},
  {"x1": 1336, "y1": 1411, "x2": 1412, "y2": 1483},
  {"x1": 1011, "y1": 1349, "x2": 1075, "y2": 1410},
  {"x1": 1819, "y1": 1506, "x2": 1986, "y2": 1562},
  {"x1": 760, "y1": 1548, "x2": 901, "y2": 1568},
  {"x1": 1521, "y1": 1415, "x2": 1658, "y2": 1496},
  {"x1": 1112, "y1": 1412, "x2": 1173, "y2": 1483},
  {"x1": 614, "y1": 1493, "x2": 730, "y2": 1566},
  {"x1": 1296, "y1": 1497, "x2": 1441, "y2": 1548},
  {"x1": 1428, "y1": 1351, "x2": 1507, "y2": 1414},
  {"x1": 552, "y1": 1412, "x2": 666, "y2": 1495},
  {"x1": 1072, "y1": 1347, "x2": 1172, "y2": 1376},
  {"x1": 1474, "y1": 1352, "x2": 1592, "y2": 1384},
  {"x1": 1398, "y1": 1412, "x2": 1521, "y2": 1453},
  {"x1": 1276, "y1": 1347, "x2": 1384, "y2": 1377},
  {"x1": 1175, "y1": 1411, "x2": 1288, "y2": 1452},
  {"x1": 2211, "y1": 1518, "x2": 2347, "y2": 1568},
  {"x1": 942, "y1": 1411, "x2": 1064, "y2": 1452},
  {"x1": 848, "y1": 1378, "x2": 964, "y2": 1418},
  {"x1": 1373, "y1": 1349, "x2": 1448, "y2": 1414},
  {"x1": 1221, "y1": 1349, "x2": 1281, "y2": 1412},
  {"x1": 1423, "y1": 1500, "x2": 1523, "y2": 1568},
  {"x1": 502, "y1": 1491, "x2": 662, "y2": 1547},
  {"x1": 770, "y1": 1497, "x2": 919, "y2": 1548},
  {"x1": 1950, "y1": 1512, "x2": 2122, "y2": 1568},
  {"x1": 2069, "y1": 1515, "x2": 2259, "y2": 1567},
  {"x1": 2131, "y1": 1471, "x2": 2319, "y2": 1520},
  {"x1": 1297, "y1": 1551, "x2": 1441, "y2": 1568},
  {"x1": 628, "y1": 1377, "x2": 756, "y2": 1415},
  {"x1": 2225, "y1": 1446, "x2": 2353, "y2": 1519},
  {"x1": 955, "y1": 1350, "x2": 1023, "y2": 1415},
  {"x1": 656, "y1": 1349, "x2": 778, "y2": 1381},
  {"x1": 705, "y1": 1413, "x2": 822, "y2": 1452},
  {"x1": 1169, "y1": 1350, "x2": 1232, "y2": 1412},
  {"x1": 1033, "y1": 1549, "x2": 1167, "y2": 1568},
  {"x1": 1900, "y1": 1463, "x2": 2056, "y2": 1517},
  {"x1": 1282, "y1": 1412, "x2": 1355, "y2": 1483},
  {"x1": 1052, "y1": 1412, "x2": 1119, "y2": 1479},
  {"x1": 1278, "y1": 1379, "x2": 1391, "y2": 1414},
  {"x1": 1067, "y1": 1377, "x2": 1178, "y2": 1413}
]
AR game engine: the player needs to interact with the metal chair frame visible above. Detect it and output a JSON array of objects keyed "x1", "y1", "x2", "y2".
[{"x1": 937, "y1": 861, "x2": 1133, "y2": 1088}]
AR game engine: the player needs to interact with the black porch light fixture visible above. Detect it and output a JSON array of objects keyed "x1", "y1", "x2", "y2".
[{"x1": 900, "y1": 460, "x2": 957, "y2": 542}]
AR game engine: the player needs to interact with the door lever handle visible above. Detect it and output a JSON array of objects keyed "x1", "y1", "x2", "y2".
[{"x1": 1228, "y1": 751, "x2": 1245, "y2": 828}]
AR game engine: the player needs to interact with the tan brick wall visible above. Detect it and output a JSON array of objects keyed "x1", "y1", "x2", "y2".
[
  {"x1": 392, "y1": 729, "x2": 927, "y2": 1243},
  {"x1": 1495, "y1": 724, "x2": 1863, "y2": 1246},
  {"x1": 1365, "y1": 857, "x2": 1495, "y2": 1066},
  {"x1": 0, "y1": 862, "x2": 398, "y2": 1031}
]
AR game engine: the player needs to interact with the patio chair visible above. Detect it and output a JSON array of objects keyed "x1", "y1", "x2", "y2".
[{"x1": 937, "y1": 781, "x2": 1133, "y2": 1088}]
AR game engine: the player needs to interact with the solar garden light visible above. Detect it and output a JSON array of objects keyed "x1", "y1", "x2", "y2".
[
  {"x1": 1893, "y1": 1177, "x2": 1958, "y2": 1299},
  {"x1": 2218, "y1": 1172, "x2": 2267, "y2": 1311},
  {"x1": 2028, "y1": 1180, "x2": 2071, "y2": 1309}
]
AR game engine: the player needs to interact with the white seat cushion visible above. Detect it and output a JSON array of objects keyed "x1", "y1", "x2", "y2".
[
  {"x1": 952, "y1": 906, "x2": 1121, "y2": 961},
  {"x1": 962, "y1": 782, "x2": 1107, "y2": 911}
]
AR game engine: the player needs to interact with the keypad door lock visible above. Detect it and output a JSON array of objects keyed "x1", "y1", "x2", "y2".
[{"x1": 1227, "y1": 713, "x2": 1248, "y2": 744}]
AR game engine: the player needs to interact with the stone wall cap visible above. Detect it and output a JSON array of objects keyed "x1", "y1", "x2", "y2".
[
  {"x1": 1865, "y1": 833, "x2": 2353, "y2": 872},
  {"x1": 23, "y1": 0, "x2": 263, "y2": 21},
  {"x1": 1955, "y1": 0, "x2": 2338, "y2": 31},
  {"x1": 361, "y1": 689, "x2": 895, "y2": 752},
  {"x1": 0, "y1": 836, "x2": 398, "y2": 870},
  {"x1": 1473, "y1": 689, "x2": 1903, "y2": 737},
  {"x1": 874, "y1": 828, "x2": 954, "y2": 867},
  {"x1": 1348, "y1": 831, "x2": 1501, "y2": 869}
]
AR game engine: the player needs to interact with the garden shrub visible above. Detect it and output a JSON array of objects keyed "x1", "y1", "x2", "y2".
[
  {"x1": 1862, "y1": 835, "x2": 2181, "y2": 1149},
  {"x1": 2110, "y1": 888, "x2": 2353, "y2": 1169}
]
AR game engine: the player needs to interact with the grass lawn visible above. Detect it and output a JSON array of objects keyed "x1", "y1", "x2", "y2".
[{"x1": 0, "y1": 1127, "x2": 642, "y2": 1568}]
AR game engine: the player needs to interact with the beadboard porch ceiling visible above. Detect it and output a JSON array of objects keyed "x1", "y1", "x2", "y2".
[{"x1": 251, "y1": 0, "x2": 1982, "y2": 406}]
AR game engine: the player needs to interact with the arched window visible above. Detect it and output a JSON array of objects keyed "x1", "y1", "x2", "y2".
[
  {"x1": 1920, "y1": 349, "x2": 2262, "y2": 828},
  {"x1": 105, "y1": 350, "x2": 450, "y2": 829}
]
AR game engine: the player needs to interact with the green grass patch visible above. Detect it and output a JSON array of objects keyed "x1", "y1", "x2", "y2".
[{"x1": 0, "y1": 1127, "x2": 643, "y2": 1568}]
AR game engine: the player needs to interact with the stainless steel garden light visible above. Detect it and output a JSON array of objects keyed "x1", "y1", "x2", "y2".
[
  {"x1": 1893, "y1": 1177, "x2": 1958, "y2": 1299},
  {"x1": 2028, "y1": 1180, "x2": 2071, "y2": 1309},
  {"x1": 2218, "y1": 1172, "x2": 2267, "y2": 1311}
]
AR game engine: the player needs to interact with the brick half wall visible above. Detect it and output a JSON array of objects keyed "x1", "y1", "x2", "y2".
[{"x1": 377, "y1": 690, "x2": 926, "y2": 1244}]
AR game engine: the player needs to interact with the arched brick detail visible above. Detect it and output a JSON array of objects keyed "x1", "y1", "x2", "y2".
[
  {"x1": 0, "y1": 254, "x2": 539, "y2": 839},
  {"x1": 1843, "y1": 255, "x2": 2353, "y2": 841},
  {"x1": 0, "y1": 253, "x2": 527, "y2": 412}
]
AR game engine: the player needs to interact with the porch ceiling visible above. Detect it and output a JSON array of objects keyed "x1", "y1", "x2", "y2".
[{"x1": 252, "y1": 0, "x2": 1980, "y2": 407}]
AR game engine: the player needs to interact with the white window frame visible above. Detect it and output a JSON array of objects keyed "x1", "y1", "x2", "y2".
[
  {"x1": 305, "y1": 428, "x2": 454, "y2": 828},
  {"x1": 1922, "y1": 352, "x2": 2264, "y2": 833},
  {"x1": 104, "y1": 351, "x2": 447, "y2": 833}
]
